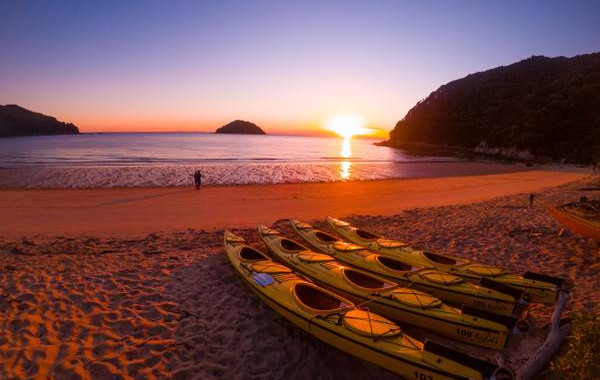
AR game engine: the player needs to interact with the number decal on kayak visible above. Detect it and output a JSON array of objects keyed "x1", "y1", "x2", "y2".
[
  {"x1": 472, "y1": 299, "x2": 508, "y2": 312},
  {"x1": 456, "y1": 328, "x2": 473, "y2": 337},
  {"x1": 413, "y1": 372, "x2": 433, "y2": 380}
]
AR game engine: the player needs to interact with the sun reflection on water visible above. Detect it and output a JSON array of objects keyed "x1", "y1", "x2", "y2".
[
  {"x1": 340, "y1": 161, "x2": 351, "y2": 180},
  {"x1": 340, "y1": 138, "x2": 352, "y2": 158},
  {"x1": 339, "y1": 137, "x2": 352, "y2": 180}
]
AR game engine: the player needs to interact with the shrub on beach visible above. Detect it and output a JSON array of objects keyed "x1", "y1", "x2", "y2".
[{"x1": 546, "y1": 313, "x2": 600, "y2": 379}]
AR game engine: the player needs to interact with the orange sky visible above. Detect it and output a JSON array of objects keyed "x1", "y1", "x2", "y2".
[{"x1": 44, "y1": 107, "x2": 392, "y2": 138}]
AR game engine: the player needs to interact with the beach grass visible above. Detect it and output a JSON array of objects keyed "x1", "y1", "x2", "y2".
[{"x1": 546, "y1": 313, "x2": 600, "y2": 379}]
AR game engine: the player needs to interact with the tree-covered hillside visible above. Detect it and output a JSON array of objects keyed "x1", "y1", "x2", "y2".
[
  {"x1": 0, "y1": 105, "x2": 79, "y2": 137},
  {"x1": 386, "y1": 53, "x2": 600, "y2": 163}
]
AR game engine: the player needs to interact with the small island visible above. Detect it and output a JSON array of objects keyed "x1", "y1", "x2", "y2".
[
  {"x1": 0, "y1": 104, "x2": 79, "y2": 137},
  {"x1": 215, "y1": 120, "x2": 266, "y2": 135}
]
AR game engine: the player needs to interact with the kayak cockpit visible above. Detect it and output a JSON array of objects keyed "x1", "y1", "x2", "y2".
[
  {"x1": 376, "y1": 256, "x2": 414, "y2": 272},
  {"x1": 239, "y1": 246, "x2": 270, "y2": 262},
  {"x1": 294, "y1": 283, "x2": 350, "y2": 315},
  {"x1": 422, "y1": 251, "x2": 467, "y2": 266},
  {"x1": 355, "y1": 229, "x2": 381, "y2": 241},
  {"x1": 343, "y1": 268, "x2": 395, "y2": 293},
  {"x1": 314, "y1": 231, "x2": 339, "y2": 243},
  {"x1": 280, "y1": 238, "x2": 309, "y2": 252}
]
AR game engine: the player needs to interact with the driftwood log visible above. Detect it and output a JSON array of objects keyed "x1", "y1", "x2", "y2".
[{"x1": 516, "y1": 286, "x2": 570, "y2": 380}]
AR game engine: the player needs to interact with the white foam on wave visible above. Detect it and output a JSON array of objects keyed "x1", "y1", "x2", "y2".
[
  {"x1": 0, "y1": 163, "x2": 395, "y2": 189},
  {"x1": 0, "y1": 161, "x2": 525, "y2": 189}
]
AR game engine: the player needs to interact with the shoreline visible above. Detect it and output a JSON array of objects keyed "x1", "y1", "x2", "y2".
[
  {"x1": 0, "y1": 160, "x2": 537, "y2": 189},
  {"x1": 0, "y1": 169, "x2": 589, "y2": 238},
  {"x1": 376, "y1": 140, "x2": 597, "y2": 166}
]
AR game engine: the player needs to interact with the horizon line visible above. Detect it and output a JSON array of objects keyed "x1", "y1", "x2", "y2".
[{"x1": 75, "y1": 130, "x2": 386, "y2": 140}]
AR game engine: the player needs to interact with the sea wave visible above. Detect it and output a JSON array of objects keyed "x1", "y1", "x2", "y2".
[{"x1": 0, "y1": 160, "x2": 527, "y2": 189}]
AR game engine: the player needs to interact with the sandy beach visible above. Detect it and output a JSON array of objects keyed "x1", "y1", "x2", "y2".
[
  {"x1": 0, "y1": 169, "x2": 588, "y2": 238},
  {"x1": 1, "y1": 170, "x2": 598, "y2": 379}
]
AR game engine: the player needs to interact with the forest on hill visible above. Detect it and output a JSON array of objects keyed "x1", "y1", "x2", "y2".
[
  {"x1": 0, "y1": 105, "x2": 79, "y2": 137},
  {"x1": 385, "y1": 53, "x2": 600, "y2": 163}
]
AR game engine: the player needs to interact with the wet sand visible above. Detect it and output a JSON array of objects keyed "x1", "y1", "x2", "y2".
[
  {"x1": 1, "y1": 170, "x2": 598, "y2": 379},
  {"x1": 0, "y1": 170, "x2": 588, "y2": 238}
]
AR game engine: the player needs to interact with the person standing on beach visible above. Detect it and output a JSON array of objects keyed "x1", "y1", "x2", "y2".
[
  {"x1": 529, "y1": 193, "x2": 535, "y2": 207},
  {"x1": 193, "y1": 170, "x2": 202, "y2": 190}
]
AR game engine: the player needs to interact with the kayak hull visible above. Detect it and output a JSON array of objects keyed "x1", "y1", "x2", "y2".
[{"x1": 544, "y1": 204, "x2": 600, "y2": 239}]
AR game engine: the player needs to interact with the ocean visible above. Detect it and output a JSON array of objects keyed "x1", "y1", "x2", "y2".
[{"x1": 0, "y1": 133, "x2": 518, "y2": 189}]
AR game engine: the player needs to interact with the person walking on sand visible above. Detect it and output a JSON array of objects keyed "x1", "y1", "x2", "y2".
[
  {"x1": 529, "y1": 193, "x2": 535, "y2": 208},
  {"x1": 193, "y1": 170, "x2": 202, "y2": 190}
]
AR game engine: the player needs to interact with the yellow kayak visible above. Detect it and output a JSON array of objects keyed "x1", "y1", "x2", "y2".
[
  {"x1": 224, "y1": 230, "x2": 513, "y2": 380},
  {"x1": 257, "y1": 226, "x2": 528, "y2": 350},
  {"x1": 326, "y1": 217, "x2": 563, "y2": 304},
  {"x1": 290, "y1": 218, "x2": 529, "y2": 317}
]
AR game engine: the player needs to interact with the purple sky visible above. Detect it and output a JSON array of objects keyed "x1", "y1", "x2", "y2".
[{"x1": 1, "y1": 0, "x2": 599, "y2": 135}]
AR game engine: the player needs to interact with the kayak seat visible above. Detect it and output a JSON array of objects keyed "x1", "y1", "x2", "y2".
[
  {"x1": 376, "y1": 256, "x2": 413, "y2": 272},
  {"x1": 343, "y1": 309, "x2": 401, "y2": 338},
  {"x1": 420, "y1": 270, "x2": 463, "y2": 285},
  {"x1": 344, "y1": 269, "x2": 394, "y2": 292},
  {"x1": 249, "y1": 262, "x2": 292, "y2": 274},
  {"x1": 239, "y1": 246, "x2": 270, "y2": 262},
  {"x1": 333, "y1": 241, "x2": 364, "y2": 251},
  {"x1": 294, "y1": 283, "x2": 346, "y2": 314},
  {"x1": 297, "y1": 251, "x2": 335, "y2": 262},
  {"x1": 376, "y1": 239, "x2": 407, "y2": 248},
  {"x1": 466, "y1": 265, "x2": 505, "y2": 277},
  {"x1": 392, "y1": 288, "x2": 442, "y2": 309}
]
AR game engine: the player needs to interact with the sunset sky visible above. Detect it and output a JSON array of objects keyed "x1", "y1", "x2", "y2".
[{"x1": 1, "y1": 1, "x2": 599, "y2": 136}]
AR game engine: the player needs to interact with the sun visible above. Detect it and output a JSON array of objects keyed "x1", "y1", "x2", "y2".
[{"x1": 326, "y1": 114, "x2": 367, "y2": 138}]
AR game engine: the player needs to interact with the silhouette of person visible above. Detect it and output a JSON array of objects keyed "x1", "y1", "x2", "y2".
[
  {"x1": 529, "y1": 193, "x2": 535, "y2": 208},
  {"x1": 193, "y1": 170, "x2": 202, "y2": 190}
]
